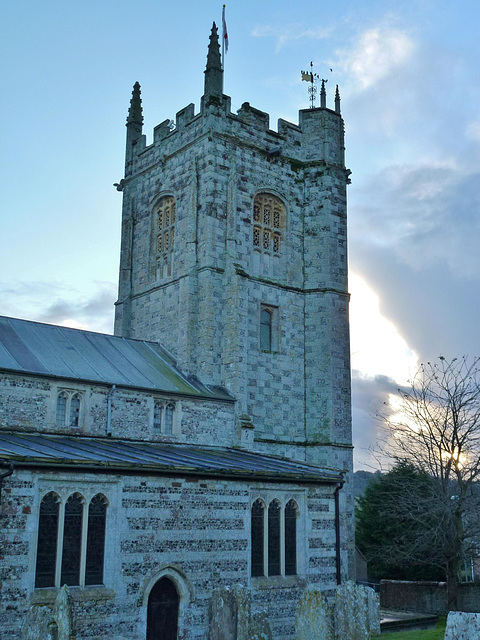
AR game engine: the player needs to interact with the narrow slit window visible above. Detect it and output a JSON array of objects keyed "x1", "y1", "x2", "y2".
[{"x1": 260, "y1": 309, "x2": 272, "y2": 351}]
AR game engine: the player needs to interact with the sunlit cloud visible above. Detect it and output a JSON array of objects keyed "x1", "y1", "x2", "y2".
[
  {"x1": 350, "y1": 272, "x2": 418, "y2": 385},
  {"x1": 334, "y1": 24, "x2": 415, "y2": 91}
]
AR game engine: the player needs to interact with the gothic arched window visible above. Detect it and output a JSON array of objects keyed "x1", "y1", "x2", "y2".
[
  {"x1": 55, "y1": 390, "x2": 83, "y2": 427},
  {"x1": 56, "y1": 392, "x2": 68, "y2": 426},
  {"x1": 251, "y1": 499, "x2": 265, "y2": 577},
  {"x1": 35, "y1": 491, "x2": 108, "y2": 588},
  {"x1": 164, "y1": 403, "x2": 175, "y2": 435},
  {"x1": 156, "y1": 196, "x2": 176, "y2": 277},
  {"x1": 253, "y1": 193, "x2": 285, "y2": 254},
  {"x1": 268, "y1": 500, "x2": 281, "y2": 576},
  {"x1": 285, "y1": 499, "x2": 298, "y2": 575},
  {"x1": 85, "y1": 494, "x2": 108, "y2": 585},
  {"x1": 251, "y1": 497, "x2": 300, "y2": 578},
  {"x1": 35, "y1": 492, "x2": 60, "y2": 588},
  {"x1": 61, "y1": 493, "x2": 84, "y2": 586},
  {"x1": 70, "y1": 394, "x2": 81, "y2": 427},
  {"x1": 153, "y1": 401, "x2": 163, "y2": 431},
  {"x1": 152, "y1": 400, "x2": 178, "y2": 435}
]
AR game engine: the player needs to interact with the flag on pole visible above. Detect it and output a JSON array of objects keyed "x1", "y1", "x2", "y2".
[
  {"x1": 301, "y1": 72, "x2": 313, "y2": 82},
  {"x1": 222, "y1": 4, "x2": 229, "y2": 53}
]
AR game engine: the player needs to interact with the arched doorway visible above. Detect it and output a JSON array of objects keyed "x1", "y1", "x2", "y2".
[{"x1": 146, "y1": 576, "x2": 179, "y2": 640}]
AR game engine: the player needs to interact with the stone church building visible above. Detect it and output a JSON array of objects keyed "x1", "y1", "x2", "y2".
[{"x1": 0, "y1": 24, "x2": 354, "y2": 639}]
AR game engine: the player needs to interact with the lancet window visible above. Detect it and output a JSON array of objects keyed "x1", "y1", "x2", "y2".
[
  {"x1": 253, "y1": 193, "x2": 285, "y2": 255},
  {"x1": 35, "y1": 492, "x2": 108, "y2": 588},
  {"x1": 250, "y1": 497, "x2": 298, "y2": 577},
  {"x1": 153, "y1": 400, "x2": 178, "y2": 435},
  {"x1": 156, "y1": 196, "x2": 176, "y2": 277},
  {"x1": 55, "y1": 391, "x2": 83, "y2": 427}
]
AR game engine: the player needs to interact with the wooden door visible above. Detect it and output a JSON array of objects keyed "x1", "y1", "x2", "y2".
[{"x1": 147, "y1": 577, "x2": 179, "y2": 640}]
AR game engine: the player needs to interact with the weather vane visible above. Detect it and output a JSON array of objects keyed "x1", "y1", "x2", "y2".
[{"x1": 301, "y1": 61, "x2": 320, "y2": 109}]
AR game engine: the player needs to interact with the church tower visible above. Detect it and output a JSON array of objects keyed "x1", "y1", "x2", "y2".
[{"x1": 115, "y1": 24, "x2": 352, "y2": 474}]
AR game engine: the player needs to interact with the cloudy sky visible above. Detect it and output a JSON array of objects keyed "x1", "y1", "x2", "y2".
[{"x1": 2, "y1": 0, "x2": 479, "y2": 469}]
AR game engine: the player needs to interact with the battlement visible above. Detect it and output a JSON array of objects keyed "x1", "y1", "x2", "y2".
[{"x1": 125, "y1": 90, "x2": 345, "y2": 181}]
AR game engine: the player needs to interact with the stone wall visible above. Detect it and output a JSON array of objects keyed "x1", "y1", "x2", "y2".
[
  {"x1": 115, "y1": 91, "x2": 351, "y2": 460},
  {"x1": 113, "y1": 89, "x2": 355, "y2": 577},
  {"x1": 0, "y1": 372, "x2": 236, "y2": 447},
  {"x1": 380, "y1": 580, "x2": 480, "y2": 614},
  {"x1": 0, "y1": 467, "x2": 339, "y2": 639}
]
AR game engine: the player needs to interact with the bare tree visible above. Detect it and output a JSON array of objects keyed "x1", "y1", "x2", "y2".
[{"x1": 380, "y1": 356, "x2": 480, "y2": 609}]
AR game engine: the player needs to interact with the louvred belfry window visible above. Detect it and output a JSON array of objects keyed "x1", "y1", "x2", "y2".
[
  {"x1": 156, "y1": 196, "x2": 176, "y2": 277},
  {"x1": 253, "y1": 193, "x2": 285, "y2": 255}
]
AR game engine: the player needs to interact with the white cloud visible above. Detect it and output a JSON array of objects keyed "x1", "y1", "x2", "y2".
[
  {"x1": 251, "y1": 23, "x2": 332, "y2": 52},
  {"x1": 335, "y1": 24, "x2": 415, "y2": 91}
]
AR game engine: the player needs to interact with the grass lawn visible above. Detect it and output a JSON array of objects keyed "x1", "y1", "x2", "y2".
[{"x1": 375, "y1": 617, "x2": 447, "y2": 639}]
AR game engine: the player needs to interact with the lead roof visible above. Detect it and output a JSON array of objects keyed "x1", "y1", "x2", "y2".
[{"x1": 0, "y1": 316, "x2": 232, "y2": 401}]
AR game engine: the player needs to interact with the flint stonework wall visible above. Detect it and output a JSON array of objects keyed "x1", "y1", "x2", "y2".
[
  {"x1": 0, "y1": 372, "x2": 235, "y2": 447},
  {"x1": 0, "y1": 468, "x2": 338, "y2": 640},
  {"x1": 114, "y1": 97, "x2": 355, "y2": 575}
]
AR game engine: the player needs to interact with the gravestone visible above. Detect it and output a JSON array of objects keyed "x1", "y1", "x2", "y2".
[
  {"x1": 21, "y1": 585, "x2": 74, "y2": 640},
  {"x1": 295, "y1": 587, "x2": 333, "y2": 640},
  {"x1": 334, "y1": 581, "x2": 380, "y2": 640},
  {"x1": 209, "y1": 585, "x2": 272, "y2": 640},
  {"x1": 444, "y1": 612, "x2": 480, "y2": 639}
]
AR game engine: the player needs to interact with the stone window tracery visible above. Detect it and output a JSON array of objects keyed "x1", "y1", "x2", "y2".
[
  {"x1": 35, "y1": 492, "x2": 108, "y2": 589},
  {"x1": 156, "y1": 196, "x2": 176, "y2": 278},
  {"x1": 153, "y1": 400, "x2": 179, "y2": 435},
  {"x1": 253, "y1": 193, "x2": 285, "y2": 255},
  {"x1": 55, "y1": 390, "x2": 83, "y2": 427},
  {"x1": 250, "y1": 497, "x2": 299, "y2": 577}
]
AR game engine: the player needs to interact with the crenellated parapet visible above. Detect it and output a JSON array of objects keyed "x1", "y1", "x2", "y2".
[{"x1": 124, "y1": 90, "x2": 347, "y2": 182}]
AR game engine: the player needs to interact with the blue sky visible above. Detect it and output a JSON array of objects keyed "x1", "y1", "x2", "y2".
[{"x1": 2, "y1": 0, "x2": 479, "y2": 468}]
